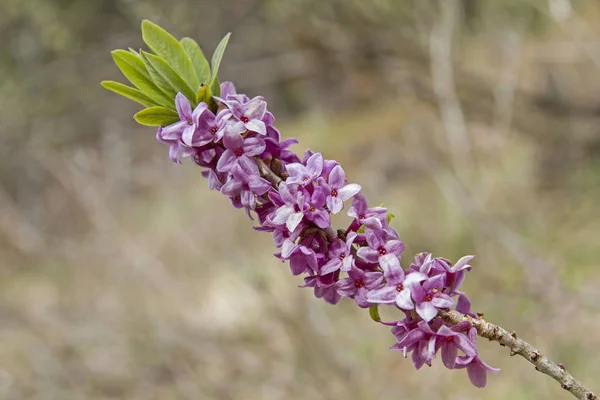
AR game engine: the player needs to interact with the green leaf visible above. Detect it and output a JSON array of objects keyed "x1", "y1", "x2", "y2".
[
  {"x1": 141, "y1": 20, "x2": 200, "y2": 90},
  {"x1": 112, "y1": 49, "x2": 149, "y2": 77},
  {"x1": 101, "y1": 81, "x2": 159, "y2": 107},
  {"x1": 210, "y1": 33, "x2": 231, "y2": 86},
  {"x1": 140, "y1": 51, "x2": 197, "y2": 106},
  {"x1": 210, "y1": 74, "x2": 220, "y2": 98},
  {"x1": 369, "y1": 305, "x2": 381, "y2": 322},
  {"x1": 181, "y1": 37, "x2": 211, "y2": 84},
  {"x1": 111, "y1": 50, "x2": 174, "y2": 109},
  {"x1": 134, "y1": 106, "x2": 180, "y2": 126}
]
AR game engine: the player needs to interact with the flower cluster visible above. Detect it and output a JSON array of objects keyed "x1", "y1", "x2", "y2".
[{"x1": 155, "y1": 82, "x2": 499, "y2": 388}]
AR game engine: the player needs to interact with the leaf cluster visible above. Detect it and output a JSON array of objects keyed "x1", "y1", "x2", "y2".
[{"x1": 101, "y1": 20, "x2": 230, "y2": 126}]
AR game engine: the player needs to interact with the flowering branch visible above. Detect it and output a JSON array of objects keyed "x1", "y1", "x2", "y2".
[
  {"x1": 102, "y1": 20, "x2": 597, "y2": 398},
  {"x1": 439, "y1": 309, "x2": 597, "y2": 400}
]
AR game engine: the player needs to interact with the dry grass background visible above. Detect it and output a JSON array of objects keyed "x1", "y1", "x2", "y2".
[{"x1": 1, "y1": 0, "x2": 600, "y2": 399}]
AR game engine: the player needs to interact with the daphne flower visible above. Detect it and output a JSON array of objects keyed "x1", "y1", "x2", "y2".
[
  {"x1": 285, "y1": 152, "x2": 324, "y2": 186},
  {"x1": 319, "y1": 165, "x2": 361, "y2": 214},
  {"x1": 335, "y1": 266, "x2": 383, "y2": 308},
  {"x1": 216, "y1": 131, "x2": 266, "y2": 173},
  {"x1": 356, "y1": 226, "x2": 405, "y2": 265},
  {"x1": 267, "y1": 182, "x2": 307, "y2": 232},
  {"x1": 155, "y1": 127, "x2": 194, "y2": 164},
  {"x1": 216, "y1": 95, "x2": 268, "y2": 135},
  {"x1": 455, "y1": 328, "x2": 500, "y2": 387},
  {"x1": 158, "y1": 93, "x2": 205, "y2": 146},
  {"x1": 411, "y1": 274, "x2": 454, "y2": 322},
  {"x1": 367, "y1": 254, "x2": 426, "y2": 309},
  {"x1": 320, "y1": 232, "x2": 358, "y2": 275}
]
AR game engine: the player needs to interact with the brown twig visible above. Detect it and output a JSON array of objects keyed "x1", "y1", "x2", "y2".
[
  {"x1": 254, "y1": 157, "x2": 283, "y2": 188},
  {"x1": 439, "y1": 309, "x2": 597, "y2": 400}
]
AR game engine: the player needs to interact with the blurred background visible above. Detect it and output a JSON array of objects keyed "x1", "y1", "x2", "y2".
[{"x1": 1, "y1": 0, "x2": 600, "y2": 398}]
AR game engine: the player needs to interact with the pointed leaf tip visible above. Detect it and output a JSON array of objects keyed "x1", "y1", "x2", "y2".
[
  {"x1": 134, "y1": 106, "x2": 180, "y2": 127},
  {"x1": 101, "y1": 81, "x2": 159, "y2": 108},
  {"x1": 210, "y1": 33, "x2": 231, "y2": 86},
  {"x1": 141, "y1": 20, "x2": 200, "y2": 91}
]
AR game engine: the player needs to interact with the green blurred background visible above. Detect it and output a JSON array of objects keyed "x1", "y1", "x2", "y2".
[{"x1": 1, "y1": 0, "x2": 600, "y2": 399}]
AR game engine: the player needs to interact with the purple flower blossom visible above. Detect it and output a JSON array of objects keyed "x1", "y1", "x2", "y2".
[
  {"x1": 411, "y1": 274, "x2": 454, "y2": 322},
  {"x1": 303, "y1": 186, "x2": 330, "y2": 229},
  {"x1": 455, "y1": 328, "x2": 500, "y2": 387},
  {"x1": 267, "y1": 182, "x2": 307, "y2": 232},
  {"x1": 285, "y1": 152, "x2": 324, "y2": 186},
  {"x1": 304, "y1": 272, "x2": 341, "y2": 305},
  {"x1": 438, "y1": 255, "x2": 474, "y2": 294},
  {"x1": 216, "y1": 95, "x2": 268, "y2": 135},
  {"x1": 391, "y1": 322, "x2": 436, "y2": 369},
  {"x1": 156, "y1": 127, "x2": 194, "y2": 164},
  {"x1": 320, "y1": 232, "x2": 358, "y2": 275},
  {"x1": 283, "y1": 244, "x2": 319, "y2": 275},
  {"x1": 367, "y1": 254, "x2": 426, "y2": 310},
  {"x1": 216, "y1": 131, "x2": 266, "y2": 173},
  {"x1": 335, "y1": 266, "x2": 383, "y2": 308},
  {"x1": 418, "y1": 321, "x2": 477, "y2": 369},
  {"x1": 189, "y1": 106, "x2": 224, "y2": 144},
  {"x1": 348, "y1": 193, "x2": 388, "y2": 228},
  {"x1": 158, "y1": 93, "x2": 204, "y2": 146},
  {"x1": 318, "y1": 165, "x2": 361, "y2": 214},
  {"x1": 356, "y1": 226, "x2": 405, "y2": 265},
  {"x1": 221, "y1": 164, "x2": 271, "y2": 214}
]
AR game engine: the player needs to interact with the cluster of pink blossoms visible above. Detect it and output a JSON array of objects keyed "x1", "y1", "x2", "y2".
[{"x1": 156, "y1": 82, "x2": 500, "y2": 388}]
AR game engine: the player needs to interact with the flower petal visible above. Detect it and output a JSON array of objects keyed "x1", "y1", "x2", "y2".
[
  {"x1": 453, "y1": 255, "x2": 475, "y2": 271},
  {"x1": 243, "y1": 96, "x2": 267, "y2": 119},
  {"x1": 310, "y1": 209, "x2": 330, "y2": 229},
  {"x1": 245, "y1": 119, "x2": 267, "y2": 135},
  {"x1": 286, "y1": 211, "x2": 304, "y2": 232},
  {"x1": 335, "y1": 277, "x2": 358, "y2": 297},
  {"x1": 328, "y1": 165, "x2": 346, "y2": 189},
  {"x1": 320, "y1": 259, "x2": 342, "y2": 275},
  {"x1": 181, "y1": 124, "x2": 196, "y2": 146},
  {"x1": 338, "y1": 183, "x2": 361, "y2": 201},
  {"x1": 356, "y1": 247, "x2": 380, "y2": 263},
  {"x1": 416, "y1": 301, "x2": 438, "y2": 322},
  {"x1": 175, "y1": 93, "x2": 192, "y2": 120},
  {"x1": 379, "y1": 254, "x2": 404, "y2": 284},
  {"x1": 441, "y1": 342, "x2": 458, "y2": 369},
  {"x1": 270, "y1": 205, "x2": 294, "y2": 225},
  {"x1": 453, "y1": 332, "x2": 478, "y2": 357},
  {"x1": 285, "y1": 163, "x2": 307, "y2": 181},
  {"x1": 216, "y1": 149, "x2": 237, "y2": 172},
  {"x1": 248, "y1": 175, "x2": 271, "y2": 196},
  {"x1": 395, "y1": 288, "x2": 414, "y2": 310},
  {"x1": 243, "y1": 137, "x2": 266, "y2": 156},
  {"x1": 223, "y1": 131, "x2": 244, "y2": 151},
  {"x1": 384, "y1": 240, "x2": 405, "y2": 257},
  {"x1": 363, "y1": 271, "x2": 383, "y2": 288},
  {"x1": 161, "y1": 121, "x2": 188, "y2": 140},
  {"x1": 220, "y1": 178, "x2": 243, "y2": 197},
  {"x1": 431, "y1": 293, "x2": 454, "y2": 308},
  {"x1": 328, "y1": 196, "x2": 344, "y2": 214},
  {"x1": 306, "y1": 152, "x2": 324, "y2": 178},
  {"x1": 467, "y1": 361, "x2": 487, "y2": 388},
  {"x1": 367, "y1": 286, "x2": 397, "y2": 303}
]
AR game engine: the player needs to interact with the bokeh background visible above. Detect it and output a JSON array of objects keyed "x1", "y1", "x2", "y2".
[{"x1": 1, "y1": 0, "x2": 600, "y2": 399}]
